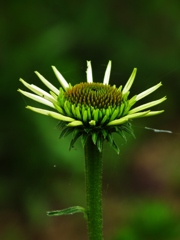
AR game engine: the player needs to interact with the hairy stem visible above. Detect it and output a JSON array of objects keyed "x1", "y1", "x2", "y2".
[{"x1": 84, "y1": 137, "x2": 103, "y2": 240}]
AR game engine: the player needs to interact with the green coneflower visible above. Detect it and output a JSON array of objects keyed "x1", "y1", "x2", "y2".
[
  {"x1": 18, "y1": 61, "x2": 166, "y2": 240},
  {"x1": 18, "y1": 61, "x2": 166, "y2": 154}
]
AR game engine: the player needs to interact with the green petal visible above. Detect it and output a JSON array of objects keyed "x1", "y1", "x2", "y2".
[
  {"x1": 26, "y1": 106, "x2": 75, "y2": 122},
  {"x1": 129, "y1": 96, "x2": 167, "y2": 114},
  {"x1": 122, "y1": 68, "x2": 137, "y2": 95},
  {"x1": 136, "y1": 82, "x2": 162, "y2": 101},
  {"x1": 110, "y1": 108, "x2": 119, "y2": 121},
  {"x1": 103, "y1": 60, "x2": 112, "y2": 85},
  {"x1": 51, "y1": 66, "x2": 69, "y2": 90},
  {"x1": 86, "y1": 61, "x2": 93, "y2": 83},
  {"x1": 66, "y1": 120, "x2": 83, "y2": 127},
  {"x1": 89, "y1": 120, "x2": 96, "y2": 126},
  {"x1": 107, "y1": 116, "x2": 129, "y2": 126},
  {"x1": 35, "y1": 71, "x2": 60, "y2": 95}
]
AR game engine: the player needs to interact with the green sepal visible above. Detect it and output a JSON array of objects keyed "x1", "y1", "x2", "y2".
[
  {"x1": 92, "y1": 132, "x2": 98, "y2": 145},
  {"x1": 59, "y1": 127, "x2": 74, "y2": 139},
  {"x1": 98, "y1": 109, "x2": 103, "y2": 121},
  {"x1": 83, "y1": 110, "x2": 88, "y2": 123},
  {"x1": 75, "y1": 105, "x2": 81, "y2": 120},
  {"x1": 71, "y1": 104, "x2": 76, "y2": 117},
  {"x1": 87, "y1": 107, "x2": 92, "y2": 121},
  {"x1": 50, "y1": 90, "x2": 58, "y2": 100},
  {"x1": 57, "y1": 88, "x2": 65, "y2": 106},
  {"x1": 81, "y1": 133, "x2": 89, "y2": 148},
  {"x1": 114, "y1": 126, "x2": 127, "y2": 141},
  {"x1": 56, "y1": 120, "x2": 67, "y2": 129},
  {"x1": 110, "y1": 108, "x2": 119, "y2": 121},
  {"x1": 53, "y1": 103, "x2": 64, "y2": 114},
  {"x1": 96, "y1": 135, "x2": 103, "y2": 152},
  {"x1": 64, "y1": 100, "x2": 73, "y2": 117},
  {"x1": 47, "y1": 206, "x2": 86, "y2": 218},
  {"x1": 110, "y1": 139, "x2": 120, "y2": 154},
  {"x1": 93, "y1": 109, "x2": 99, "y2": 122},
  {"x1": 69, "y1": 129, "x2": 82, "y2": 150},
  {"x1": 100, "y1": 114, "x2": 109, "y2": 125},
  {"x1": 121, "y1": 101, "x2": 130, "y2": 116},
  {"x1": 122, "y1": 91, "x2": 130, "y2": 101},
  {"x1": 118, "y1": 85, "x2": 122, "y2": 92},
  {"x1": 121, "y1": 123, "x2": 135, "y2": 138},
  {"x1": 102, "y1": 129, "x2": 108, "y2": 139},
  {"x1": 117, "y1": 102, "x2": 125, "y2": 118},
  {"x1": 106, "y1": 133, "x2": 113, "y2": 144},
  {"x1": 106, "y1": 133, "x2": 120, "y2": 154},
  {"x1": 128, "y1": 95, "x2": 137, "y2": 108}
]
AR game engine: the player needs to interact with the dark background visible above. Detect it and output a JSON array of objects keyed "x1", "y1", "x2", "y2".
[{"x1": 1, "y1": 1, "x2": 180, "y2": 239}]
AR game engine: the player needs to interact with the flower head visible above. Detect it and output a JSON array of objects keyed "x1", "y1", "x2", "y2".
[{"x1": 18, "y1": 61, "x2": 166, "y2": 153}]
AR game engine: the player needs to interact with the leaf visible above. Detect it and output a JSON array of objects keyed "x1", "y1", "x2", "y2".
[{"x1": 47, "y1": 206, "x2": 86, "y2": 217}]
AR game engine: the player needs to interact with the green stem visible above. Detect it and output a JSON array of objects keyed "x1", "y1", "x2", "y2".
[{"x1": 84, "y1": 137, "x2": 103, "y2": 240}]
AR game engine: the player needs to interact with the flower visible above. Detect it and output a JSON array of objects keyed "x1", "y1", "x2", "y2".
[{"x1": 18, "y1": 61, "x2": 166, "y2": 153}]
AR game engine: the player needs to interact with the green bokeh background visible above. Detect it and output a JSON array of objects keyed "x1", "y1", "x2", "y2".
[{"x1": 1, "y1": 1, "x2": 180, "y2": 239}]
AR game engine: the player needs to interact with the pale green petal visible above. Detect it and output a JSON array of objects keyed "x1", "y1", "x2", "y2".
[
  {"x1": 107, "y1": 111, "x2": 150, "y2": 126},
  {"x1": 107, "y1": 116, "x2": 129, "y2": 126},
  {"x1": 18, "y1": 89, "x2": 55, "y2": 108},
  {"x1": 136, "y1": 82, "x2": 162, "y2": 101},
  {"x1": 35, "y1": 71, "x2": 60, "y2": 95},
  {"x1": 19, "y1": 78, "x2": 56, "y2": 103},
  {"x1": 144, "y1": 110, "x2": 164, "y2": 116},
  {"x1": 126, "y1": 111, "x2": 150, "y2": 120},
  {"x1": 26, "y1": 106, "x2": 75, "y2": 122},
  {"x1": 51, "y1": 66, "x2": 69, "y2": 90},
  {"x1": 129, "y1": 96, "x2": 167, "y2": 114},
  {"x1": 103, "y1": 61, "x2": 112, "y2": 85},
  {"x1": 122, "y1": 68, "x2": 137, "y2": 95},
  {"x1": 86, "y1": 61, "x2": 93, "y2": 83},
  {"x1": 67, "y1": 120, "x2": 83, "y2": 127}
]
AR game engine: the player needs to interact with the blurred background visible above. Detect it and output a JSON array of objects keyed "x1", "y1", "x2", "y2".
[{"x1": 1, "y1": 0, "x2": 180, "y2": 239}]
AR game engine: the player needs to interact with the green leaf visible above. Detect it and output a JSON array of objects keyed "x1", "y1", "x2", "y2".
[{"x1": 47, "y1": 206, "x2": 86, "y2": 217}]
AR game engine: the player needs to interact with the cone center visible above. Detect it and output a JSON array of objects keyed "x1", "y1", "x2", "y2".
[{"x1": 65, "y1": 82, "x2": 122, "y2": 109}]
